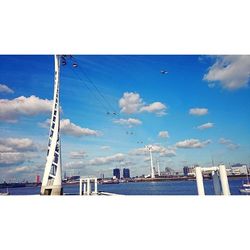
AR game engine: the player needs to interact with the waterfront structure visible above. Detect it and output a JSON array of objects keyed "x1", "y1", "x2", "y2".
[
  {"x1": 79, "y1": 177, "x2": 98, "y2": 195},
  {"x1": 146, "y1": 145, "x2": 155, "y2": 178},
  {"x1": 41, "y1": 55, "x2": 62, "y2": 195},
  {"x1": 231, "y1": 164, "x2": 248, "y2": 175},
  {"x1": 195, "y1": 165, "x2": 231, "y2": 195},
  {"x1": 113, "y1": 168, "x2": 120, "y2": 179},
  {"x1": 123, "y1": 168, "x2": 130, "y2": 179}
]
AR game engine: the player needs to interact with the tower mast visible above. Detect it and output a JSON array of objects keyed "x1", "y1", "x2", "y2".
[
  {"x1": 146, "y1": 145, "x2": 155, "y2": 178},
  {"x1": 41, "y1": 55, "x2": 62, "y2": 195}
]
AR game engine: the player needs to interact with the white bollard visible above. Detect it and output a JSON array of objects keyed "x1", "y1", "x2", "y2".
[
  {"x1": 219, "y1": 165, "x2": 231, "y2": 195},
  {"x1": 195, "y1": 167, "x2": 205, "y2": 195},
  {"x1": 94, "y1": 178, "x2": 98, "y2": 194},
  {"x1": 83, "y1": 182, "x2": 87, "y2": 195},
  {"x1": 79, "y1": 179, "x2": 82, "y2": 195},
  {"x1": 87, "y1": 178, "x2": 91, "y2": 195},
  {"x1": 212, "y1": 171, "x2": 222, "y2": 195}
]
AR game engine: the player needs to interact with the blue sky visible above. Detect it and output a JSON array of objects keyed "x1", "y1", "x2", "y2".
[{"x1": 0, "y1": 55, "x2": 250, "y2": 181}]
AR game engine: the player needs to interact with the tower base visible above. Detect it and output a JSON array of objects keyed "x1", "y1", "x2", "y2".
[{"x1": 40, "y1": 185, "x2": 63, "y2": 195}]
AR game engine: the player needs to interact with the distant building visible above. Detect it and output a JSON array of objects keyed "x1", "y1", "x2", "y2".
[
  {"x1": 183, "y1": 166, "x2": 195, "y2": 177},
  {"x1": 36, "y1": 175, "x2": 40, "y2": 184},
  {"x1": 123, "y1": 168, "x2": 130, "y2": 178},
  {"x1": 113, "y1": 168, "x2": 120, "y2": 179},
  {"x1": 183, "y1": 166, "x2": 189, "y2": 176}
]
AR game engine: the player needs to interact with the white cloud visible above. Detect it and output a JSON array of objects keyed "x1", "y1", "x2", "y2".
[
  {"x1": 197, "y1": 122, "x2": 214, "y2": 130},
  {"x1": 133, "y1": 145, "x2": 176, "y2": 157},
  {"x1": 61, "y1": 119, "x2": 100, "y2": 137},
  {"x1": 219, "y1": 138, "x2": 231, "y2": 144},
  {"x1": 100, "y1": 146, "x2": 111, "y2": 150},
  {"x1": 65, "y1": 160, "x2": 85, "y2": 169},
  {"x1": 0, "y1": 138, "x2": 37, "y2": 152},
  {"x1": 88, "y1": 153, "x2": 125, "y2": 166},
  {"x1": 0, "y1": 145, "x2": 13, "y2": 152},
  {"x1": 158, "y1": 131, "x2": 169, "y2": 138},
  {"x1": 227, "y1": 143, "x2": 239, "y2": 150},
  {"x1": 203, "y1": 55, "x2": 250, "y2": 90},
  {"x1": 189, "y1": 108, "x2": 208, "y2": 116},
  {"x1": 140, "y1": 102, "x2": 167, "y2": 116},
  {"x1": 218, "y1": 138, "x2": 239, "y2": 150},
  {"x1": 113, "y1": 118, "x2": 142, "y2": 127},
  {"x1": 0, "y1": 84, "x2": 14, "y2": 94},
  {"x1": 0, "y1": 95, "x2": 53, "y2": 122},
  {"x1": 6, "y1": 166, "x2": 30, "y2": 174},
  {"x1": 119, "y1": 92, "x2": 143, "y2": 114},
  {"x1": 144, "y1": 156, "x2": 151, "y2": 162},
  {"x1": 0, "y1": 138, "x2": 38, "y2": 168},
  {"x1": 69, "y1": 150, "x2": 87, "y2": 159},
  {"x1": 175, "y1": 139, "x2": 211, "y2": 148},
  {"x1": 0, "y1": 152, "x2": 26, "y2": 166},
  {"x1": 66, "y1": 155, "x2": 131, "y2": 177},
  {"x1": 119, "y1": 92, "x2": 167, "y2": 116},
  {"x1": 40, "y1": 118, "x2": 100, "y2": 137}
]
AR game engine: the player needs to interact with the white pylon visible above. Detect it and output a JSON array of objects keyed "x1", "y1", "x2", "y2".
[
  {"x1": 146, "y1": 145, "x2": 155, "y2": 178},
  {"x1": 219, "y1": 164, "x2": 231, "y2": 195},
  {"x1": 195, "y1": 167, "x2": 205, "y2": 195},
  {"x1": 41, "y1": 55, "x2": 62, "y2": 195}
]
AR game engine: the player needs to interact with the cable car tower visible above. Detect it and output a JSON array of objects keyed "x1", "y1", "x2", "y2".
[
  {"x1": 40, "y1": 54, "x2": 115, "y2": 194},
  {"x1": 41, "y1": 55, "x2": 64, "y2": 195}
]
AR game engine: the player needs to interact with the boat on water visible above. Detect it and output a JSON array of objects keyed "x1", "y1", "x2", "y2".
[
  {"x1": 239, "y1": 166, "x2": 250, "y2": 195},
  {"x1": 239, "y1": 182, "x2": 250, "y2": 194},
  {"x1": 100, "y1": 179, "x2": 119, "y2": 185},
  {"x1": 239, "y1": 187, "x2": 250, "y2": 194}
]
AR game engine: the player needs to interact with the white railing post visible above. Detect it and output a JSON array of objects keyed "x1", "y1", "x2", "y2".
[
  {"x1": 87, "y1": 178, "x2": 91, "y2": 195},
  {"x1": 79, "y1": 178, "x2": 82, "y2": 195},
  {"x1": 219, "y1": 165, "x2": 231, "y2": 195},
  {"x1": 195, "y1": 167, "x2": 205, "y2": 195},
  {"x1": 94, "y1": 178, "x2": 98, "y2": 194},
  {"x1": 83, "y1": 182, "x2": 86, "y2": 195}
]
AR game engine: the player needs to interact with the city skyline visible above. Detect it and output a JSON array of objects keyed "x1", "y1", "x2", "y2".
[{"x1": 0, "y1": 55, "x2": 250, "y2": 182}]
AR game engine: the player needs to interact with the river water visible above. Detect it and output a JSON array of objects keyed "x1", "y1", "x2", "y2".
[{"x1": 1, "y1": 178, "x2": 247, "y2": 195}]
